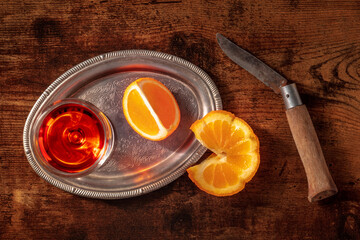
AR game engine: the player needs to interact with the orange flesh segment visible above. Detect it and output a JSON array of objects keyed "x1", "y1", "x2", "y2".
[
  {"x1": 222, "y1": 163, "x2": 238, "y2": 185},
  {"x1": 127, "y1": 89, "x2": 159, "y2": 135},
  {"x1": 213, "y1": 164, "x2": 227, "y2": 188},
  {"x1": 229, "y1": 141, "x2": 251, "y2": 155},
  {"x1": 220, "y1": 120, "x2": 232, "y2": 147},
  {"x1": 203, "y1": 164, "x2": 215, "y2": 185},
  {"x1": 227, "y1": 155, "x2": 252, "y2": 171},
  {"x1": 200, "y1": 124, "x2": 218, "y2": 150},
  {"x1": 141, "y1": 81, "x2": 177, "y2": 129}
]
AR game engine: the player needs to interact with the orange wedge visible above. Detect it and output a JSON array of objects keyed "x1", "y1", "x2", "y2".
[
  {"x1": 187, "y1": 110, "x2": 260, "y2": 196},
  {"x1": 123, "y1": 77, "x2": 180, "y2": 141}
]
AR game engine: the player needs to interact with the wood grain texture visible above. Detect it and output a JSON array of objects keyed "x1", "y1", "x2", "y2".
[{"x1": 1, "y1": 0, "x2": 360, "y2": 239}]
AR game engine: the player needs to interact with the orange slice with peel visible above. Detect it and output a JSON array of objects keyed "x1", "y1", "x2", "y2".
[
  {"x1": 123, "y1": 77, "x2": 180, "y2": 141},
  {"x1": 187, "y1": 110, "x2": 260, "y2": 196}
]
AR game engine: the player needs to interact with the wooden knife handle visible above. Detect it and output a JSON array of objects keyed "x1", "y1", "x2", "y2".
[{"x1": 285, "y1": 104, "x2": 338, "y2": 202}]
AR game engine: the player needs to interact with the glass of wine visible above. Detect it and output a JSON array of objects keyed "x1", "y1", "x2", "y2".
[{"x1": 32, "y1": 99, "x2": 114, "y2": 177}]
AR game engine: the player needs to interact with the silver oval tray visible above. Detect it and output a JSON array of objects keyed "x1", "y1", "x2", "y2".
[{"x1": 23, "y1": 50, "x2": 222, "y2": 199}]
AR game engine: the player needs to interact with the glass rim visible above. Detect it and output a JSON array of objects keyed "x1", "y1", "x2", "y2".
[{"x1": 30, "y1": 98, "x2": 114, "y2": 178}]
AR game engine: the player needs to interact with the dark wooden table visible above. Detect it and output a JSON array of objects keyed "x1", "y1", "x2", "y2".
[{"x1": 1, "y1": 0, "x2": 359, "y2": 239}]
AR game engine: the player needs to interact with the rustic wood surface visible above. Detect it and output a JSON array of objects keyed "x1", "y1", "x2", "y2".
[{"x1": 1, "y1": 0, "x2": 359, "y2": 239}]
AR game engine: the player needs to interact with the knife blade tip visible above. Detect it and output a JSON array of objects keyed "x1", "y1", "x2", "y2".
[{"x1": 216, "y1": 33, "x2": 229, "y2": 48}]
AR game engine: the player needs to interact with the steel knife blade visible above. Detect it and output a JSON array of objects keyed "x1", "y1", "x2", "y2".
[{"x1": 216, "y1": 33, "x2": 287, "y2": 94}]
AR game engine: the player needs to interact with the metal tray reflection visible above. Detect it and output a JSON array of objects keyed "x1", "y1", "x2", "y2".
[{"x1": 23, "y1": 50, "x2": 222, "y2": 199}]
